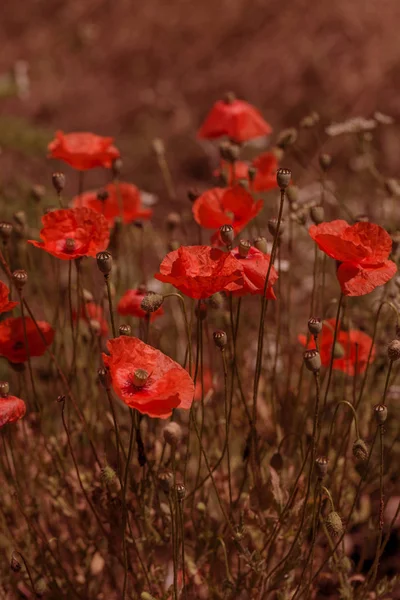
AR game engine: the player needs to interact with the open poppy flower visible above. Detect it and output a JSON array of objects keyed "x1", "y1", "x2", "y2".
[
  {"x1": 215, "y1": 152, "x2": 278, "y2": 192},
  {"x1": 48, "y1": 131, "x2": 120, "y2": 170},
  {"x1": 0, "y1": 317, "x2": 54, "y2": 363},
  {"x1": 28, "y1": 207, "x2": 109, "y2": 260},
  {"x1": 0, "y1": 393, "x2": 26, "y2": 428},
  {"x1": 0, "y1": 281, "x2": 18, "y2": 314},
  {"x1": 117, "y1": 288, "x2": 164, "y2": 321},
  {"x1": 155, "y1": 245, "x2": 243, "y2": 299},
  {"x1": 72, "y1": 183, "x2": 153, "y2": 226},
  {"x1": 193, "y1": 185, "x2": 263, "y2": 241},
  {"x1": 309, "y1": 220, "x2": 397, "y2": 296},
  {"x1": 73, "y1": 302, "x2": 108, "y2": 337},
  {"x1": 198, "y1": 95, "x2": 272, "y2": 143},
  {"x1": 103, "y1": 337, "x2": 194, "y2": 418},
  {"x1": 299, "y1": 318, "x2": 375, "y2": 376},
  {"x1": 224, "y1": 246, "x2": 278, "y2": 299}
]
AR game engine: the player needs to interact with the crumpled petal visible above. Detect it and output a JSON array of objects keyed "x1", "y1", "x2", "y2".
[
  {"x1": 337, "y1": 260, "x2": 397, "y2": 296},
  {"x1": 0, "y1": 395, "x2": 26, "y2": 428}
]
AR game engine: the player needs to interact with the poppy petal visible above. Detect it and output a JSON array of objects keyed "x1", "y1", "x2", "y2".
[{"x1": 337, "y1": 260, "x2": 397, "y2": 296}]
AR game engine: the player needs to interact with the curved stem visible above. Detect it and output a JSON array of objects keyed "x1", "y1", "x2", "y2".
[
  {"x1": 322, "y1": 292, "x2": 343, "y2": 410},
  {"x1": 164, "y1": 293, "x2": 192, "y2": 375},
  {"x1": 122, "y1": 410, "x2": 136, "y2": 599},
  {"x1": 326, "y1": 400, "x2": 360, "y2": 454}
]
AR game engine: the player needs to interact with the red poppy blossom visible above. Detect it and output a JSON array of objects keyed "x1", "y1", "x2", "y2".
[
  {"x1": 117, "y1": 288, "x2": 164, "y2": 321},
  {"x1": 0, "y1": 394, "x2": 26, "y2": 428},
  {"x1": 73, "y1": 302, "x2": 108, "y2": 336},
  {"x1": 154, "y1": 245, "x2": 243, "y2": 299},
  {"x1": 103, "y1": 337, "x2": 194, "y2": 418},
  {"x1": 0, "y1": 281, "x2": 18, "y2": 314},
  {"x1": 193, "y1": 185, "x2": 263, "y2": 241},
  {"x1": 28, "y1": 207, "x2": 109, "y2": 260},
  {"x1": 309, "y1": 220, "x2": 397, "y2": 296},
  {"x1": 72, "y1": 183, "x2": 153, "y2": 226},
  {"x1": 299, "y1": 318, "x2": 375, "y2": 376},
  {"x1": 0, "y1": 317, "x2": 54, "y2": 363},
  {"x1": 215, "y1": 152, "x2": 278, "y2": 192},
  {"x1": 48, "y1": 131, "x2": 120, "y2": 171},
  {"x1": 224, "y1": 246, "x2": 278, "y2": 299},
  {"x1": 198, "y1": 96, "x2": 272, "y2": 143}
]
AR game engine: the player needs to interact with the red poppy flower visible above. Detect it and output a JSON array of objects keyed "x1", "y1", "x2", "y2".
[
  {"x1": 103, "y1": 337, "x2": 194, "y2": 418},
  {"x1": 299, "y1": 318, "x2": 375, "y2": 376},
  {"x1": 309, "y1": 220, "x2": 397, "y2": 296},
  {"x1": 224, "y1": 246, "x2": 278, "y2": 299},
  {"x1": 72, "y1": 183, "x2": 153, "y2": 226},
  {"x1": 28, "y1": 207, "x2": 109, "y2": 260},
  {"x1": 193, "y1": 185, "x2": 263, "y2": 241},
  {"x1": 0, "y1": 281, "x2": 18, "y2": 314},
  {"x1": 117, "y1": 288, "x2": 164, "y2": 321},
  {"x1": 0, "y1": 317, "x2": 54, "y2": 363},
  {"x1": 198, "y1": 96, "x2": 272, "y2": 143},
  {"x1": 73, "y1": 302, "x2": 108, "y2": 337},
  {"x1": 215, "y1": 152, "x2": 278, "y2": 192},
  {"x1": 154, "y1": 245, "x2": 243, "y2": 299},
  {"x1": 0, "y1": 394, "x2": 26, "y2": 428},
  {"x1": 48, "y1": 131, "x2": 120, "y2": 171}
]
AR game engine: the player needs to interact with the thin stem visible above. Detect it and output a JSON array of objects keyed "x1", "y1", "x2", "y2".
[
  {"x1": 104, "y1": 274, "x2": 117, "y2": 338},
  {"x1": 322, "y1": 293, "x2": 343, "y2": 410},
  {"x1": 122, "y1": 410, "x2": 136, "y2": 599},
  {"x1": 164, "y1": 293, "x2": 192, "y2": 375},
  {"x1": 11, "y1": 551, "x2": 37, "y2": 596}
]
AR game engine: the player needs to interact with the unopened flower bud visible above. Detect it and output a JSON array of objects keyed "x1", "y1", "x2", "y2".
[
  {"x1": 52, "y1": 172, "x2": 65, "y2": 194},
  {"x1": 352, "y1": 438, "x2": 368, "y2": 462},
  {"x1": 97, "y1": 189, "x2": 109, "y2": 202},
  {"x1": 219, "y1": 141, "x2": 240, "y2": 163},
  {"x1": 319, "y1": 154, "x2": 332, "y2": 171},
  {"x1": 315, "y1": 456, "x2": 328, "y2": 479},
  {"x1": 325, "y1": 511, "x2": 343, "y2": 537},
  {"x1": 374, "y1": 404, "x2": 388, "y2": 425},
  {"x1": 387, "y1": 339, "x2": 400, "y2": 362},
  {"x1": 119, "y1": 324, "x2": 131, "y2": 337},
  {"x1": 276, "y1": 128, "x2": 298, "y2": 149},
  {"x1": 213, "y1": 330, "x2": 227, "y2": 350},
  {"x1": 238, "y1": 239, "x2": 251, "y2": 258},
  {"x1": 12, "y1": 269, "x2": 28, "y2": 292},
  {"x1": 276, "y1": 168, "x2": 291, "y2": 189},
  {"x1": 268, "y1": 218, "x2": 285, "y2": 238},
  {"x1": 10, "y1": 553, "x2": 22, "y2": 573},
  {"x1": 96, "y1": 251, "x2": 113, "y2": 275},
  {"x1": 141, "y1": 292, "x2": 164, "y2": 313},
  {"x1": 220, "y1": 224, "x2": 234, "y2": 247},
  {"x1": 333, "y1": 343, "x2": 345, "y2": 359},
  {"x1": 175, "y1": 483, "x2": 186, "y2": 501},
  {"x1": 166, "y1": 212, "x2": 181, "y2": 231},
  {"x1": 286, "y1": 185, "x2": 298, "y2": 205},
  {"x1": 163, "y1": 422, "x2": 182, "y2": 446},
  {"x1": 310, "y1": 205, "x2": 325, "y2": 225},
  {"x1": 0, "y1": 381, "x2": 10, "y2": 398},
  {"x1": 254, "y1": 236, "x2": 268, "y2": 254},
  {"x1": 0, "y1": 221, "x2": 13, "y2": 242},
  {"x1": 112, "y1": 157, "x2": 123, "y2": 179},
  {"x1": 31, "y1": 184, "x2": 45, "y2": 203},
  {"x1": 308, "y1": 318, "x2": 322, "y2": 336},
  {"x1": 209, "y1": 292, "x2": 225, "y2": 310},
  {"x1": 303, "y1": 349, "x2": 321, "y2": 372},
  {"x1": 158, "y1": 469, "x2": 173, "y2": 494},
  {"x1": 98, "y1": 367, "x2": 111, "y2": 389}
]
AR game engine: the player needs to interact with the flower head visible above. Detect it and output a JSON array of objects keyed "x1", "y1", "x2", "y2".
[
  {"x1": 28, "y1": 207, "x2": 109, "y2": 260},
  {"x1": 0, "y1": 281, "x2": 18, "y2": 314},
  {"x1": 299, "y1": 318, "x2": 375, "y2": 376},
  {"x1": 72, "y1": 183, "x2": 153, "y2": 226},
  {"x1": 0, "y1": 317, "x2": 54, "y2": 363},
  {"x1": 224, "y1": 246, "x2": 278, "y2": 299},
  {"x1": 103, "y1": 337, "x2": 194, "y2": 418},
  {"x1": 155, "y1": 245, "x2": 243, "y2": 299},
  {"x1": 0, "y1": 394, "x2": 26, "y2": 428},
  {"x1": 117, "y1": 288, "x2": 164, "y2": 321},
  {"x1": 73, "y1": 302, "x2": 108, "y2": 337},
  {"x1": 215, "y1": 152, "x2": 278, "y2": 192},
  {"x1": 198, "y1": 96, "x2": 272, "y2": 143},
  {"x1": 48, "y1": 131, "x2": 120, "y2": 171},
  {"x1": 309, "y1": 220, "x2": 396, "y2": 296}
]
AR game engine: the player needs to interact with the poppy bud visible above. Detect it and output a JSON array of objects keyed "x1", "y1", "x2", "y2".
[
  {"x1": 168, "y1": 240, "x2": 180, "y2": 252},
  {"x1": 10, "y1": 553, "x2": 22, "y2": 573},
  {"x1": 52, "y1": 172, "x2": 65, "y2": 194},
  {"x1": 187, "y1": 188, "x2": 199, "y2": 202},
  {"x1": 248, "y1": 166, "x2": 257, "y2": 182},
  {"x1": 352, "y1": 438, "x2": 368, "y2": 462},
  {"x1": 163, "y1": 422, "x2": 182, "y2": 446},
  {"x1": 213, "y1": 330, "x2": 227, "y2": 350},
  {"x1": 195, "y1": 301, "x2": 208, "y2": 320},
  {"x1": 133, "y1": 369, "x2": 148, "y2": 388},
  {"x1": 254, "y1": 236, "x2": 268, "y2": 254},
  {"x1": 209, "y1": 292, "x2": 225, "y2": 310},
  {"x1": 276, "y1": 127, "x2": 298, "y2": 149},
  {"x1": 276, "y1": 168, "x2": 291, "y2": 189},
  {"x1": 112, "y1": 157, "x2": 123, "y2": 179},
  {"x1": 270, "y1": 451, "x2": 284, "y2": 471},
  {"x1": 319, "y1": 153, "x2": 332, "y2": 171},
  {"x1": 333, "y1": 342, "x2": 345, "y2": 359},
  {"x1": 97, "y1": 189, "x2": 109, "y2": 202},
  {"x1": 268, "y1": 218, "x2": 285, "y2": 238},
  {"x1": 141, "y1": 292, "x2": 164, "y2": 313},
  {"x1": 220, "y1": 224, "x2": 234, "y2": 247},
  {"x1": 308, "y1": 317, "x2": 322, "y2": 336},
  {"x1": 175, "y1": 483, "x2": 186, "y2": 501},
  {"x1": 0, "y1": 381, "x2": 10, "y2": 398},
  {"x1": 315, "y1": 456, "x2": 329, "y2": 479},
  {"x1": 119, "y1": 324, "x2": 131, "y2": 337},
  {"x1": 64, "y1": 238, "x2": 76, "y2": 253},
  {"x1": 286, "y1": 185, "x2": 298, "y2": 205},
  {"x1": 238, "y1": 239, "x2": 251, "y2": 258},
  {"x1": 374, "y1": 404, "x2": 388, "y2": 425},
  {"x1": 166, "y1": 212, "x2": 181, "y2": 231},
  {"x1": 96, "y1": 251, "x2": 113, "y2": 275},
  {"x1": 0, "y1": 221, "x2": 13, "y2": 242},
  {"x1": 303, "y1": 349, "x2": 321, "y2": 372},
  {"x1": 98, "y1": 367, "x2": 111, "y2": 389},
  {"x1": 219, "y1": 141, "x2": 240, "y2": 163},
  {"x1": 158, "y1": 469, "x2": 173, "y2": 494},
  {"x1": 31, "y1": 184, "x2": 45, "y2": 203},
  {"x1": 387, "y1": 339, "x2": 400, "y2": 362},
  {"x1": 325, "y1": 511, "x2": 343, "y2": 537},
  {"x1": 310, "y1": 205, "x2": 325, "y2": 225},
  {"x1": 100, "y1": 465, "x2": 117, "y2": 485},
  {"x1": 12, "y1": 269, "x2": 28, "y2": 292}
]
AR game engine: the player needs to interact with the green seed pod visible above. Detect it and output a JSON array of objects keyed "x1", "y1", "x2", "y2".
[
  {"x1": 352, "y1": 438, "x2": 368, "y2": 462},
  {"x1": 325, "y1": 511, "x2": 343, "y2": 537}
]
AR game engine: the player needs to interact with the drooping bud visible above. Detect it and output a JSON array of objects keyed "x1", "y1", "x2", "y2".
[
  {"x1": 12, "y1": 269, "x2": 28, "y2": 292},
  {"x1": 0, "y1": 381, "x2": 10, "y2": 398},
  {"x1": 319, "y1": 154, "x2": 332, "y2": 171},
  {"x1": 119, "y1": 324, "x2": 131, "y2": 337},
  {"x1": 310, "y1": 205, "x2": 325, "y2": 225},
  {"x1": 254, "y1": 236, "x2": 268, "y2": 254},
  {"x1": 98, "y1": 367, "x2": 111, "y2": 389},
  {"x1": 387, "y1": 339, "x2": 400, "y2": 362},
  {"x1": 308, "y1": 318, "x2": 322, "y2": 336},
  {"x1": 213, "y1": 330, "x2": 227, "y2": 350},
  {"x1": 276, "y1": 168, "x2": 291, "y2": 189},
  {"x1": 315, "y1": 456, "x2": 328, "y2": 479},
  {"x1": 163, "y1": 422, "x2": 182, "y2": 446},
  {"x1": 374, "y1": 404, "x2": 388, "y2": 425},
  {"x1": 325, "y1": 512, "x2": 343, "y2": 537},
  {"x1": 220, "y1": 224, "x2": 234, "y2": 247},
  {"x1": 10, "y1": 553, "x2": 22, "y2": 573},
  {"x1": 133, "y1": 369, "x2": 149, "y2": 388},
  {"x1": 352, "y1": 439, "x2": 368, "y2": 462},
  {"x1": 51, "y1": 172, "x2": 65, "y2": 194},
  {"x1": 175, "y1": 483, "x2": 186, "y2": 501},
  {"x1": 141, "y1": 292, "x2": 164, "y2": 313},
  {"x1": 268, "y1": 218, "x2": 285, "y2": 238},
  {"x1": 238, "y1": 239, "x2": 251, "y2": 258},
  {"x1": 96, "y1": 251, "x2": 113, "y2": 275},
  {"x1": 303, "y1": 349, "x2": 321, "y2": 372}
]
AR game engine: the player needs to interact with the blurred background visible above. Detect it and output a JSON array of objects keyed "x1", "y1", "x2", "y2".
[{"x1": 1, "y1": 0, "x2": 400, "y2": 206}]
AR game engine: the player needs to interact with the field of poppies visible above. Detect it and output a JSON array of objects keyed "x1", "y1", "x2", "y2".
[{"x1": 0, "y1": 95, "x2": 400, "y2": 600}]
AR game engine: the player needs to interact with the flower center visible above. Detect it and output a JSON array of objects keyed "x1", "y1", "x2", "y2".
[
  {"x1": 64, "y1": 238, "x2": 76, "y2": 253},
  {"x1": 133, "y1": 369, "x2": 149, "y2": 388}
]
